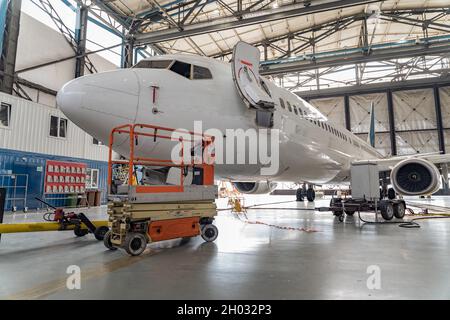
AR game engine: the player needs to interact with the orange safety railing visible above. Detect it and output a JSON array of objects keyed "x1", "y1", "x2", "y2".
[{"x1": 108, "y1": 123, "x2": 215, "y2": 194}]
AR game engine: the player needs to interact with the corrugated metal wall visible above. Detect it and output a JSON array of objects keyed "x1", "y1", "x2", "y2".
[
  {"x1": 0, "y1": 93, "x2": 110, "y2": 211},
  {"x1": 0, "y1": 92, "x2": 109, "y2": 161}
]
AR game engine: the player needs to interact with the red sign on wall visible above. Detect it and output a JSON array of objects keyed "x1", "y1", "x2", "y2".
[{"x1": 44, "y1": 160, "x2": 87, "y2": 194}]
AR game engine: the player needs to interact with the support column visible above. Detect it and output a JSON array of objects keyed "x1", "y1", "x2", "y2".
[
  {"x1": 122, "y1": 37, "x2": 135, "y2": 68},
  {"x1": 387, "y1": 89, "x2": 397, "y2": 156},
  {"x1": 263, "y1": 42, "x2": 268, "y2": 61},
  {"x1": 441, "y1": 163, "x2": 449, "y2": 192},
  {"x1": 344, "y1": 94, "x2": 351, "y2": 131},
  {"x1": 0, "y1": 0, "x2": 21, "y2": 94},
  {"x1": 433, "y1": 85, "x2": 445, "y2": 154},
  {"x1": 74, "y1": 4, "x2": 88, "y2": 78}
]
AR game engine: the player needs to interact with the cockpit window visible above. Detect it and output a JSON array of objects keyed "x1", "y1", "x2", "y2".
[
  {"x1": 133, "y1": 60, "x2": 172, "y2": 69},
  {"x1": 170, "y1": 61, "x2": 191, "y2": 79},
  {"x1": 193, "y1": 65, "x2": 212, "y2": 79}
]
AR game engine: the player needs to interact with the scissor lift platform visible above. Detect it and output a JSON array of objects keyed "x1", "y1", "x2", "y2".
[{"x1": 104, "y1": 124, "x2": 219, "y2": 256}]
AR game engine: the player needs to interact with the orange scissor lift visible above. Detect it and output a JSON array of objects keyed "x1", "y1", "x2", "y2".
[{"x1": 104, "y1": 124, "x2": 218, "y2": 256}]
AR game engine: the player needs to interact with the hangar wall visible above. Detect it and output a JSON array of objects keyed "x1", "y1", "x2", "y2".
[
  {"x1": 14, "y1": 13, "x2": 118, "y2": 107},
  {"x1": 0, "y1": 12, "x2": 121, "y2": 211},
  {"x1": 308, "y1": 86, "x2": 450, "y2": 157},
  {"x1": 0, "y1": 92, "x2": 109, "y2": 210}
]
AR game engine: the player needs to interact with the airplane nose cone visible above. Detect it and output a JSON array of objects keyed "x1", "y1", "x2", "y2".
[
  {"x1": 57, "y1": 69, "x2": 140, "y2": 141},
  {"x1": 57, "y1": 78, "x2": 84, "y2": 118}
]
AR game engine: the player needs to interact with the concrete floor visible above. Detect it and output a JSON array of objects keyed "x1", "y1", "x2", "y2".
[{"x1": 1, "y1": 195, "x2": 450, "y2": 300}]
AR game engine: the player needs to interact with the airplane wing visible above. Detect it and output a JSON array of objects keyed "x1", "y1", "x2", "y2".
[{"x1": 353, "y1": 152, "x2": 450, "y2": 172}]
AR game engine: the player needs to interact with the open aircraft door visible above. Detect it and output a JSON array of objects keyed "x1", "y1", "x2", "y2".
[{"x1": 232, "y1": 41, "x2": 275, "y2": 127}]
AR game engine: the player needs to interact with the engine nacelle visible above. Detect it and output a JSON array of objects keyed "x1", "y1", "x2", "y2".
[
  {"x1": 232, "y1": 181, "x2": 277, "y2": 194},
  {"x1": 390, "y1": 158, "x2": 441, "y2": 196}
]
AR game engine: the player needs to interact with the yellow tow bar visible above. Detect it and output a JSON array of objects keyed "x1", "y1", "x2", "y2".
[{"x1": 0, "y1": 221, "x2": 108, "y2": 234}]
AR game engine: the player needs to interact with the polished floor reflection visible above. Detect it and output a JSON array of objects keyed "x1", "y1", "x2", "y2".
[{"x1": 1, "y1": 195, "x2": 450, "y2": 299}]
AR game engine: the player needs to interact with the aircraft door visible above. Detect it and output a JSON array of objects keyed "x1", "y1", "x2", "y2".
[{"x1": 232, "y1": 41, "x2": 275, "y2": 127}]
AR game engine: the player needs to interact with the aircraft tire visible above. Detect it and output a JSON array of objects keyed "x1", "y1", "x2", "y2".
[
  {"x1": 306, "y1": 188, "x2": 315, "y2": 202},
  {"x1": 296, "y1": 188, "x2": 304, "y2": 201}
]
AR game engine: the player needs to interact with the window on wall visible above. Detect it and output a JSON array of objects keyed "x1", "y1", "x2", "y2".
[
  {"x1": 86, "y1": 168, "x2": 99, "y2": 189},
  {"x1": 93, "y1": 138, "x2": 103, "y2": 146},
  {"x1": 0, "y1": 103, "x2": 11, "y2": 127},
  {"x1": 50, "y1": 115, "x2": 68, "y2": 138}
]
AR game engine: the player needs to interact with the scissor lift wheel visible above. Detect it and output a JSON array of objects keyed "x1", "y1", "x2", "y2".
[
  {"x1": 124, "y1": 232, "x2": 148, "y2": 256},
  {"x1": 103, "y1": 230, "x2": 117, "y2": 251},
  {"x1": 201, "y1": 224, "x2": 218, "y2": 242}
]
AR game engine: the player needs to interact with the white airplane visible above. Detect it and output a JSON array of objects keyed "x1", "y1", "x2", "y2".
[{"x1": 57, "y1": 41, "x2": 448, "y2": 207}]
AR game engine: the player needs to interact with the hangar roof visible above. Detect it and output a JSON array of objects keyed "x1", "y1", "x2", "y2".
[{"x1": 95, "y1": 0, "x2": 450, "y2": 60}]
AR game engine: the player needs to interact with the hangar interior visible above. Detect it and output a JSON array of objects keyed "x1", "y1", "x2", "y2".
[{"x1": 1, "y1": 0, "x2": 450, "y2": 300}]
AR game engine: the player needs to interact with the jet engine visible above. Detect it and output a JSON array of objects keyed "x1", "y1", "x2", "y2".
[
  {"x1": 232, "y1": 181, "x2": 277, "y2": 194},
  {"x1": 390, "y1": 158, "x2": 441, "y2": 196}
]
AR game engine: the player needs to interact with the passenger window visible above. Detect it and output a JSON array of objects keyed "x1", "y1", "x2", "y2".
[
  {"x1": 286, "y1": 101, "x2": 292, "y2": 112},
  {"x1": 293, "y1": 105, "x2": 298, "y2": 115},
  {"x1": 133, "y1": 60, "x2": 172, "y2": 69},
  {"x1": 279, "y1": 98, "x2": 285, "y2": 109},
  {"x1": 170, "y1": 61, "x2": 191, "y2": 79},
  {"x1": 193, "y1": 65, "x2": 212, "y2": 79},
  {"x1": 298, "y1": 109, "x2": 303, "y2": 116}
]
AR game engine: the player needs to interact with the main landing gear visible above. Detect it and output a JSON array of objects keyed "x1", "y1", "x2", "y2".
[{"x1": 296, "y1": 185, "x2": 315, "y2": 202}]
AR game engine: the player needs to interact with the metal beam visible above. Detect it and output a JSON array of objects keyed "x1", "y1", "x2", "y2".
[
  {"x1": 344, "y1": 94, "x2": 351, "y2": 131},
  {"x1": 434, "y1": 85, "x2": 446, "y2": 153},
  {"x1": 122, "y1": 37, "x2": 134, "y2": 68},
  {"x1": 295, "y1": 76, "x2": 450, "y2": 99},
  {"x1": 386, "y1": 90, "x2": 397, "y2": 156},
  {"x1": 74, "y1": 4, "x2": 88, "y2": 78},
  {"x1": 0, "y1": 0, "x2": 21, "y2": 94},
  {"x1": 260, "y1": 38, "x2": 450, "y2": 76},
  {"x1": 31, "y1": 0, "x2": 98, "y2": 73},
  {"x1": 134, "y1": 0, "x2": 380, "y2": 45}
]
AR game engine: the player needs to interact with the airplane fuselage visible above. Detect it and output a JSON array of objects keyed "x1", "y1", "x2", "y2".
[{"x1": 57, "y1": 54, "x2": 382, "y2": 185}]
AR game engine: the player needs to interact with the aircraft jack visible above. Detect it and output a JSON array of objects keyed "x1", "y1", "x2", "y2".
[{"x1": 104, "y1": 124, "x2": 218, "y2": 256}]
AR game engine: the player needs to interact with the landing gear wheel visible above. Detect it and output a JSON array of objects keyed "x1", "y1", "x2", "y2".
[
  {"x1": 330, "y1": 198, "x2": 343, "y2": 217},
  {"x1": 103, "y1": 231, "x2": 117, "y2": 251},
  {"x1": 201, "y1": 224, "x2": 218, "y2": 242},
  {"x1": 94, "y1": 226, "x2": 109, "y2": 241},
  {"x1": 393, "y1": 202, "x2": 406, "y2": 219},
  {"x1": 379, "y1": 201, "x2": 394, "y2": 220},
  {"x1": 296, "y1": 188, "x2": 304, "y2": 201},
  {"x1": 306, "y1": 188, "x2": 315, "y2": 202},
  {"x1": 74, "y1": 227, "x2": 88, "y2": 237},
  {"x1": 124, "y1": 232, "x2": 147, "y2": 256},
  {"x1": 387, "y1": 188, "x2": 396, "y2": 200}
]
